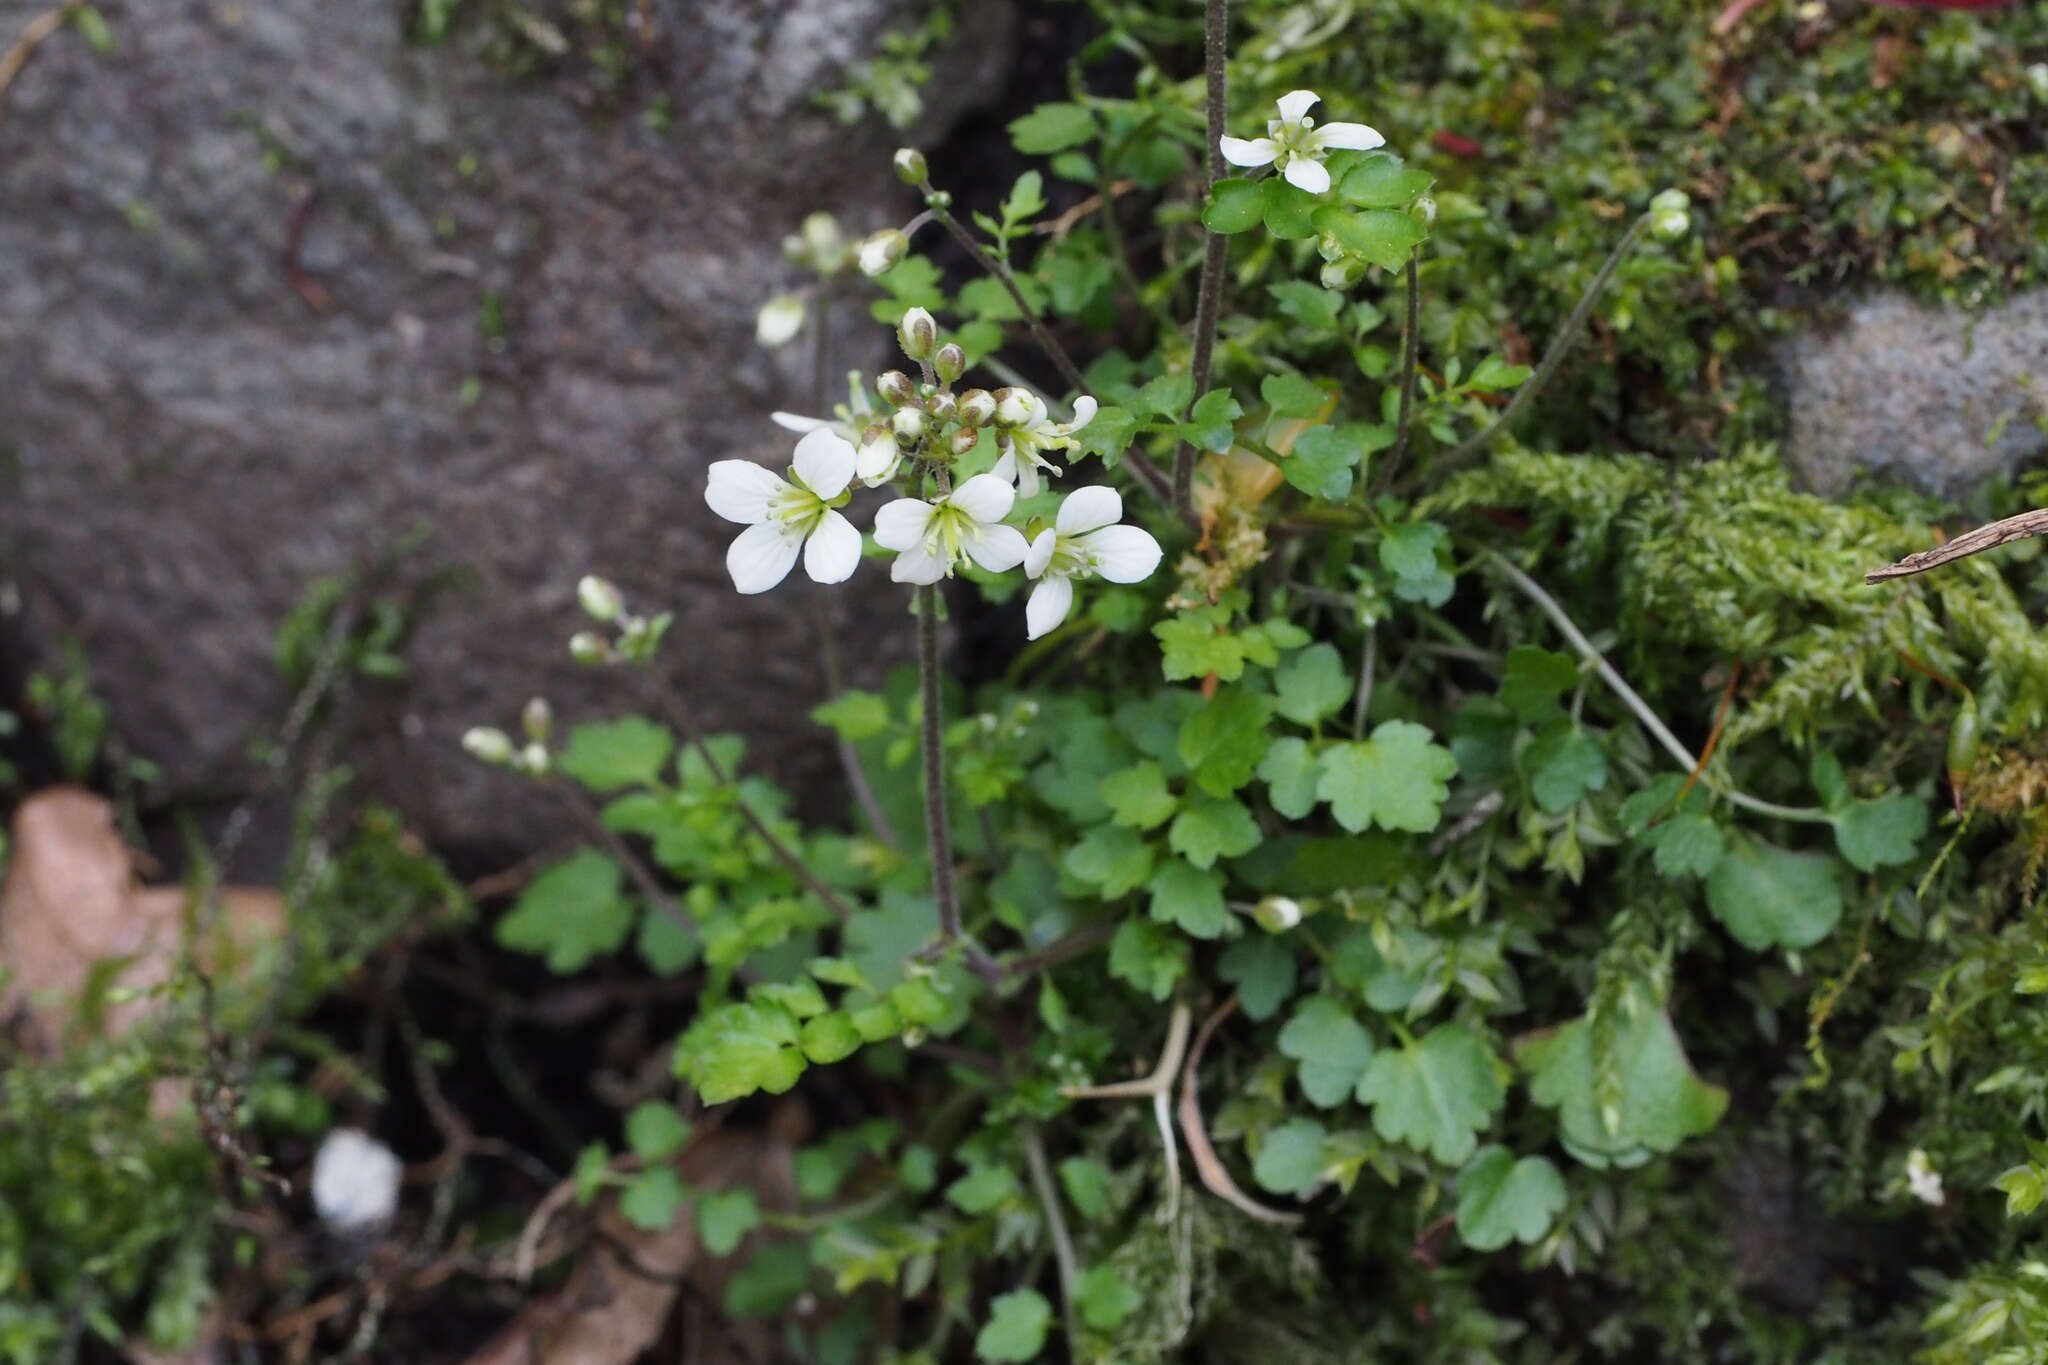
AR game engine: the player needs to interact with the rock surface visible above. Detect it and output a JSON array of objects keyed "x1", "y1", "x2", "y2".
[
  {"x1": 0, "y1": 0, "x2": 1012, "y2": 851},
  {"x1": 1775, "y1": 289, "x2": 2048, "y2": 499}
]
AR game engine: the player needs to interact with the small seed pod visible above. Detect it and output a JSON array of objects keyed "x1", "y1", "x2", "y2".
[
  {"x1": 897, "y1": 307, "x2": 938, "y2": 361},
  {"x1": 877, "y1": 370, "x2": 918, "y2": 407},
  {"x1": 576, "y1": 575, "x2": 623, "y2": 623},
  {"x1": 932, "y1": 343, "x2": 966, "y2": 384},
  {"x1": 568, "y1": 631, "x2": 612, "y2": 665},
  {"x1": 892, "y1": 406, "x2": 926, "y2": 444},
  {"x1": 948, "y1": 427, "x2": 981, "y2": 457},
  {"x1": 892, "y1": 147, "x2": 929, "y2": 185},
  {"x1": 1947, "y1": 691, "x2": 1981, "y2": 812},
  {"x1": 521, "y1": 697, "x2": 552, "y2": 743},
  {"x1": 461, "y1": 727, "x2": 514, "y2": 765},
  {"x1": 956, "y1": 388, "x2": 996, "y2": 427}
]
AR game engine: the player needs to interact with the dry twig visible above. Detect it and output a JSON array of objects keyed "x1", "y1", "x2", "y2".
[{"x1": 1865, "y1": 507, "x2": 2048, "y2": 584}]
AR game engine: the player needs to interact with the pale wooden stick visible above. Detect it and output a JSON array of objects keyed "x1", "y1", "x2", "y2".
[{"x1": 1866, "y1": 507, "x2": 2048, "y2": 584}]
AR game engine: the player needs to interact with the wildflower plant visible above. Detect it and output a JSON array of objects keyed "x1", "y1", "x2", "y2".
[{"x1": 461, "y1": 3, "x2": 2048, "y2": 1361}]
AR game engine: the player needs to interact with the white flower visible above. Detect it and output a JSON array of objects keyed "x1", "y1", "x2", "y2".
[
  {"x1": 312, "y1": 1128, "x2": 402, "y2": 1232},
  {"x1": 1220, "y1": 89, "x2": 1384, "y2": 196},
  {"x1": 857, "y1": 228, "x2": 908, "y2": 277},
  {"x1": 1906, "y1": 1149, "x2": 1945, "y2": 1207},
  {"x1": 873, "y1": 474, "x2": 1030, "y2": 585},
  {"x1": 705, "y1": 428, "x2": 863, "y2": 594},
  {"x1": 755, "y1": 293, "x2": 806, "y2": 347},
  {"x1": 1021, "y1": 486, "x2": 1163, "y2": 639},
  {"x1": 992, "y1": 392, "x2": 1098, "y2": 499}
]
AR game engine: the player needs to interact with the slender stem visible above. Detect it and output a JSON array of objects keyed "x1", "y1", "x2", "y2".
[
  {"x1": 1350, "y1": 626, "x2": 1376, "y2": 739},
  {"x1": 1022, "y1": 1125, "x2": 1080, "y2": 1344},
  {"x1": 1373, "y1": 256, "x2": 1423, "y2": 494},
  {"x1": 917, "y1": 586, "x2": 962, "y2": 942},
  {"x1": 1174, "y1": 0, "x2": 1230, "y2": 522},
  {"x1": 1002, "y1": 922, "x2": 1115, "y2": 978},
  {"x1": 1479, "y1": 547, "x2": 1832, "y2": 824},
  {"x1": 1421, "y1": 215, "x2": 1651, "y2": 486}
]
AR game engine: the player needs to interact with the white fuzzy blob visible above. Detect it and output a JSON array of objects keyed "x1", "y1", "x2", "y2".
[{"x1": 312, "y1": 1128, "x2": 402, "y2": 1231}]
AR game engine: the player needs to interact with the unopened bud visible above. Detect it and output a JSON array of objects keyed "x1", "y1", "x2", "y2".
[
  {"x1": 577, "y1": 575, "x2": 623, "y2": 622},
  {"x1": 992, "y1": 387, "x2": 1035, "y2": 428},
  {"x1": 1412, "y1": 195, "x2": 1438, "y2": 225},
  {"x1": 1320, "y1": 255, "x2": 1367, "y2": 290},
  {"x1": 897, "y1": 307, "x2": 938, "y2": 361},
  {"x1": 1648, "y1": 188, "x2": 1692, "y2": 241},
  {"x1": 956, "y1": 389, "x2": 996, "y2": 427},
  {"x1": 462, "y1": 727, "x2": 515, "y2": 765},
  {"x1": 569, "y1": 631, "x2": 612, "y2": 665},
  {"x1": 520, "y1": 742, "x2": 551, "y2": 776},
  {"x1": 928, "y1": 390, "x2": 958, "y2": 422},
  {"x1": 522, "y1": 697, "x2": 552, "y2": 742},
  {"x1": 893, "y1": 147, "x2": 929, "y2": 184},
  {"x1": 856, "y1": 228, "x2": 908, "y2": 278},
  {"x1": 932, "y1": 343, "x2": 966, "y2": 384},
  {"x1": 1252, "y1": 896, "x2": 1303, "y2": 933},
  {"x1": 857, "y1": 428, "x2": 899, "y2": 480},
  {"x1": 892, "y1": 406, "x2": 926, "y2": 444},
  {"x1": 755, "y1": 293, "x2": 805, "y2": 348},
  {"x1": 2030, "y1": 62, "x2": 2048, "y2": 101},
  {"x1": 948, "y1": 427, "x2": 981, "y2": 457},
  {"x1": 877, "y1": 370, "x2": 918, "y2": 407}
]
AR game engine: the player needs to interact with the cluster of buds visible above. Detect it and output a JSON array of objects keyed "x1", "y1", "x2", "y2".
[
  {"x1": 853, "y1": 308, "x2": 999, "y2": 485},
  {"x1": 567, "y1": 575, "x2": 669, "y2": 666},
  {"x1": 463, "y1": 696, "x2": 554, "y2": 776},
  {"x1": 1647, "y1": 188, "x2": 1692, "y2": 241}
]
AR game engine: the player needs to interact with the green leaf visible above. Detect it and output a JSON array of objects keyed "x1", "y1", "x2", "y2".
[
  {"x1": 1108, "y1": 918, "x2": 1188, "y2": 1001},
  {"x1": 1524, "y1": 721, "x2": 1609, "y2": 813},
  {"x1": 1468, "y1": 355, "x2": 1532, "y2": 391},
  {"x1": 1063, "y1": 825, "x2": 1155, "y2": 899},
  {"x1": 1519, "y1": 1011, "x2": 1727, "y2": 1169},
  {"x1": 557, "y1": 716, "x2": 675, "y2": 791},
  {"x1": 624, "y1": 1101, "x2": 690, "y2": 1161},
  {"x1": 1455, "y1": 1147, "x2": 1567, "y2": 1251},
  {"x1": 1219, "y1": 936, "x2": 1297, "y2": 1021},
  {"x1": 1261, "y1": 176, "x2": 1320, "y2": 238},
  {"x1": 573, "y1": 1142, "x2": 611, "y2": 1206},
  {"x1": 619, "y1": 1167, "x2": 687, "y2": 1231},
  {"x1": 1285, "y1": 425, "x2": 1362, "y2": 500},
  {"x1": 1641, "y1": 812, "x2": 1728, "y2": 879},
  {"x1": 1074, "y1": 404, "x2": 1140, "y2": 464},
  {"x1": 1379, "y1": 520, "x2": 1447, "y2": 581},
  {"x1": 1498, "y1": 646, "x2": 1579, "y2": 724},
  {"x1": 1314, "y1": 206, "x2": 1428, "y2": 270},
  {"x1": 1354, "y1": 1022, "x2": 1504, "y2": 1165},
  {"x1": 1009, "y1": 101, "x2": 1097, "y2": 154},
  {"x1": 1058, "y1": 1157, "x2": 1114, "y2": 1220},
  {"x1": 1203, "y1": 178, "x2": 1266, "y2": 234},
  {"x1": 1261, "y1": 371, "x2": 1328, "y2": 419},
  {"x1": 1270, "y1": 279, "x2": 1345, "y2": 332},
  {"x1": 1339, "y1": 155, "x2": 1434, "y2": 208},
  {"x1": 1179, "y1": 689, "x2": 1277, "y2": 797},
  {"x1": 1167, "y1": 797, "x2": 1261, "y2": 870},
  {"x1": 800, "y1": 1011, "x2": 863, "y2": 1064},
  {"x1": 1316, "y1": 721, "x2": 1460, "y2": 834},
  {"x1": 1181, "y1": 387, "x2": 1244, "y2": 453},
  {"x1": 696, "y1": 1187, "x2": 762, "y2": 1256},
  {"x1": 1098, "y1": 761, "x2": 1178, "y2": 830},
  {"x1": 1703, "y1": 835, "x2": 1843, "y2": 951},
  {"x1": 721, "y1": 1242, "x2": 813, "y2": 1319},
  {"x1": 1076, "y1": 1265, "x2": 1142, "y2": 1331},
  {"x1": 1278, "y1": 996, "x2": 1375, "y2": 1108},
  {"x1": 946, "y1": 1163, "x2": 1019, "y2": 1215},
  {"x1": 975, "y1": 1288, "x2": 1052, "y2": 1363},
  {"x1": 811, "y1": 691, "x2": 891, "y2": 741},
  {"x1": 1253, "y1": 1117, "x2": 1328, "y2": 1196},
  {"x1": 676, "y1": 1001, "x2": 808, "y2": 1103},
  {"x1": 637, "y1": 908, "x2": 699, "y2": 975},
  {"x1": 1000, "y1": 171, "x2": 1046, "y2": 224},
  {"x1": 1833, "y1": 795, "x2": 1930, "y2": 872},
  {"x1": 1258, "y1": 736, "x2": 1321, "y2": 819},
  {"x1": 1136, "y1": 372, "x2": 1195, "y2": 419},
  {"x1": 1275, "y1": 642, "x2": 1354, "y2": 727},
  {"x1": 1147, "y1": 857, "x2": 1233, "y2": 938},
  {"x1": 495, "y1": 849, "x2": 634, "y2": 972}
]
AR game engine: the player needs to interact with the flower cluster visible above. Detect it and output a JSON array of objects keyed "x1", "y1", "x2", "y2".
[{"x1": 706, "y1": 309, "x2": 1161, "y2": 637}]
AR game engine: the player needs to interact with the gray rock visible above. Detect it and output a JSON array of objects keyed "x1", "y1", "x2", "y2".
[
  {"x1": 0, "y1": 0, "x2": 1012, "y2": 851},
  {"x1": 1776, "y1": 290, "x2": 2048, "y2": 499}
]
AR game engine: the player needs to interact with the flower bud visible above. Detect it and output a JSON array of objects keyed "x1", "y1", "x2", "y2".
[
  {"x1": 949, "y1": 427, "x2": 981, "y2": 457},
  {"x1": 855, "y1": 228, "x2": 908, "y2": 278},
  {"x1": 857, "y1": 427, "x2": 900, "y2": 481},
  {"x1": 522, "y1": 697, "x2": 552, "y2": 742},
  {"x1": 1648, "y1": 188, "x2": 1692, "y2": 241},
  {"x1": 897, "y1": 307, "x2": 938, "y2": 361},
  {"x1": 992, "y1": 387, "x2": 1035, "y2": 428},
  {"x1": 932, "y1": 343, "x2": 966, "y2": 384},
  {"x1": 520, "y1": 742, "x2": 551, "y2": 776},
  {"x1": 755, "y1": 293, "x2": 805, "y2": 348},
  {"x1": 577, "y1": 575, "x2": 623, "y2": 622},
  {"x1": 877, "y1": 370, "x2": 918, "y2": 407},
  {"x1": 927, "y1": 390, "x2": 958, "y2": 422},
  {"x1": 1320, "y1": 255, "x2": 1367, "y2": 290},
  {"x1": 956, "y1": 388, "x2": 996, "y2": 427},
  {"x1": 1252, "y1": 896, "x2": 1302, "y2": 933},
  {"x1": 462, "y1": 727, "x2": 515, "y2": 765},
  {"x1": 799, "y1": 212, "x2": 844, "y2": 271},
  {"x1": 2030, "y1": 62, "x2": 2048, "y2": 102},
  {"x1": 569, "y1": 631, "x2": 612, "y2": 665},
  {"x1": 893, "y1": 147, "x2": 929, "y2": 184},
  {"x1": 892, "y1": 406, "x2": 926, "y2": 444},
  {"x1": 1412, "y1": 195, "x2": 1438, "y2": 225}
]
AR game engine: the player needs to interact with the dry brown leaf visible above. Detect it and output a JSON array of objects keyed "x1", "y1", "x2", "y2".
[{"x1": 0, "y1": 785, "x2": 282, "y2": 1053}]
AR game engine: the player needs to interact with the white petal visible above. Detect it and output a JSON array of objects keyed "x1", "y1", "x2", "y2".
[
  {"x1": 1015, "y1": 461, "x2": 1042, "y2": 500},
  {"x1": 872, "y1": 497, "x2": 936, "y2": 551},
  {"x1": 1276, "y1": 89, "x2": 1320, "y2": 125},
  {"x1": 792, "y1": 427, "x2": 856, "y2": 500},
  {"x1": 890, "y1": 540, "x2": 948, "y2": 585},
  {"x1": 991, "y1": 447, "x2": 1020, "y2": 485},
  {"x1": 1063, "y1": 395, "x2": 1098, "y2": 432},
  {"x1": 756, "y1": 294, "x2": 805, "y2": 347},
  {"x1": 1024, "y1": 527, "x2": 1057, "y2": 579},
  {"x1": 771, "y1": 411, "x2": 827, "y2": 433},
  {"x1": 1283, "y1": 157, "x2": 1332, "y2": 195},
  {"x1": 1315, "y1": 121, "x2": 1384, "y2": 151},
  {"x1": 1080, "y1": 525, "x2": 1163, "y2": 583},
  {"x1": 1025, "y1": 576, "x2": 1074, "y2": 640},
  {"x1": 705, "y1": 460, "x2": 787, "y2": 524},
  {"x1": 855, "y1": 431, "x2": 899, "y2": 482},
  {"x1": 727, "y1": 519, "x2": 803, "y2": 594},
  {"x1": 948, "y1": 473, "x2": 1015, "y2": 525},
  {"x1": 1219, "y1": 135, "x2": 1278, "y2": 168},
  {"x1": 1056, "y1": 485, "x2": 1123, "y2": 536},
  {"x1": 803, "y1": 510, "x2": 860, "y2": 585},
  {"x1": 964, "y1": 523, "x2": 1030, "y2": 574}
]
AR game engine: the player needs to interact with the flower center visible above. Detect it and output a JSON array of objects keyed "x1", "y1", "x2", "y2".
[{"x1": 772, "y1": 484, "x2": 826, "y2": 534}]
